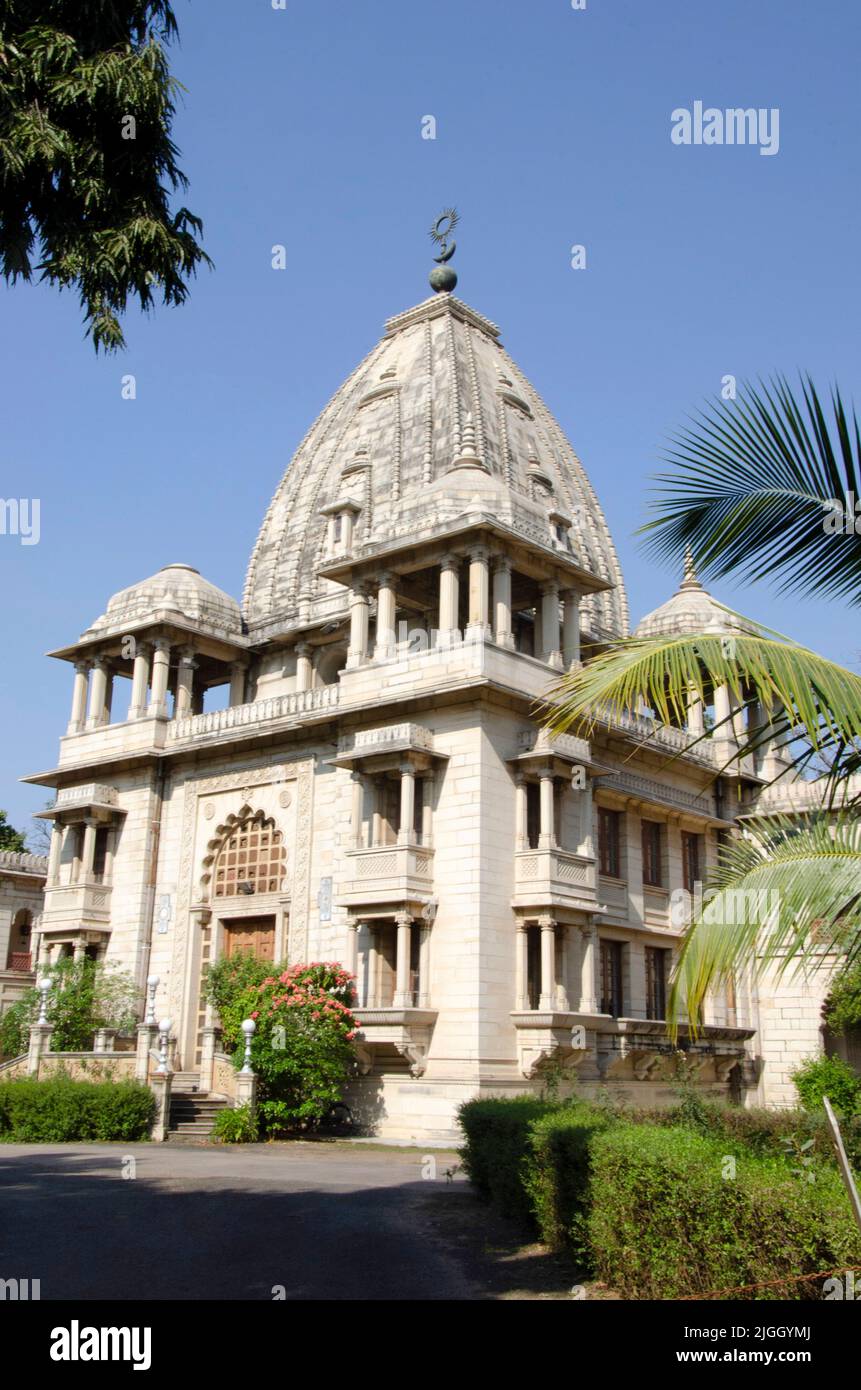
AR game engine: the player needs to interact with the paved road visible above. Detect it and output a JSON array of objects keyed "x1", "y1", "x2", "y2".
[{"x1": 0, "y1": 1142, "x2": 483, "y2": 1301}]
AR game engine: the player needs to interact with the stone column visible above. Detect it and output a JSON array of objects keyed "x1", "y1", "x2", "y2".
[
  {"x1": 438, "y1": 555, "x2": 460, "y2": 642},
  {"x1": 421, "y1": 780, "x2": 433, "y2": 846},
  {"x1": 371, "y1": 778, "x2": 385, "y2": 847},
  {"x1": 540, "y1": 582, "x2": 562, "y2": 667},
  {"x1": 229, "y1": 661, "x2": 247, "y2": 707},
  {"x1": 375, "y1": 571, "x2": 397, "y2": 659},
  {"x1": 579, "y1": 921, "x2": 600, "y2": 1013},
  {"x1": 347, "y1": 587, "x2": 369, "y2": 668},
  {"x1": 538, "y1": 770, "x2": 556, "y2": 848},
  {"x1": 86, "y1": 658, "x2": 109, "y2": 729},
  {"x1": 345, "y1": 917, "x2": 360, "y2": 979},
  {"x1": 148, "y1": 639, "x2": 171, "y2": 718},
  {"x1": 539, "y1": 915, "x2": 556, "y2": 1011},
  {"x1": 175, "y1": 648, "x2": 196, "y2": 718},
  {"x1": 687, "y1": 686, "x2": 705, "y2": 737},
  {"x1": 492, "y1": 555, "x2": 514, "y2": 648},
  {"x1": 561, "y1": 589, "x2": 581, "y2": 668},
  {"x1": 515, "y1": 922, "x2": 529, "y2": 1011},
  {"x1": 567, "y1": 926, "x2": 582, "y2": 1012},
  {"x1": 350, "y1": 772, "x2": 365, "y2": 848},
  {"x1": 555, "y1": 927, "x2": 570, "y2": 1010},
  {"x1": 393, "y1": 912, "x2": 413, "y2": 1008},
  {"x1": 102, "y1": 829, "x2": 114, "y2": 884},
  {"x1": 295, "y1": 642, "x2": 313, "y2": 693},
  {"x1": 514, "y1": 776, "x2": 528, "y2": 851},
  {"x1": 713, "y1": 684, "x2": 736, "y2": 755},
  {"x1": 70, "y1": 825, "x2": 83, "y2": 884},
  {"x1": 398, "y1": 762, "x2": 416, "y2": 845},
  {"x1": 367, "y1": 926, "x2": 380, "y2": 1007},
  {"x1": 135, "y1": 1022, "x2": 158, "y2": 1082},
  {"x1": 418, "y1": 923, "x2": 431, "y2": 1008},
  {"x1": 466, "y1": 546, "x2": 490, "y2": 636},
  {"x1": 128, "y1": 643, "x2": 152, "y2": 720},
  {"x1": 67, "y1": 660, "x2": 90, "y2": 734},
  {"x1": 47, "y1": 825, "x2": 63, "y2": 887},
  {"x1": 81, "y1": 819, "x2": 97, "y2": 881},
  {"x1": 28, "y1": 1022, "x2": 53, "y2": 1076}
]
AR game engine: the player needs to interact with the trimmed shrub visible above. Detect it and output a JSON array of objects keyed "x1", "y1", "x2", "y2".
[
  {"x1": 212, "y1": 1104, "x2": 259, "y2": 1144},
  {"x1": 588, "y1": 1123, "x2": 861, "y2": 1300},
  {"x1": 457, "y1": 1096, "x2": 554, "y2": 1221},
  {"x1": 523, "y1": 1103, "x2": 614, "y2": 1260},
  {"x1": 792, "y1": 1055, "x2": 861, "y2": 1116},
  {"x1": 0, "y1": 1077, "x2": 154, "y2": 1142}
]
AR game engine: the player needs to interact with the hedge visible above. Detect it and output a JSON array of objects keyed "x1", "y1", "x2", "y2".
[
  {"x1": 588, "y1": 1123, "x2": 861, "y2": 1300},
  {"x1": 457, "y1": 1096, "x2": 554, "y2": 1222},
  {"x1": 522, "y1": 1104, "x2": 614, "y2": 1258},
  {"x1": 458, "y1": 1095, "x2": 861, "y2": 1297},
  {"x1": 0, "y1": 1078, "x2": 155, "y2": 1142}
]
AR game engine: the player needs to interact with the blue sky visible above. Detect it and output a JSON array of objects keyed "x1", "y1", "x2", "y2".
[{"x1": 2, "y1": 0, "x2": 859, "y2": 837}]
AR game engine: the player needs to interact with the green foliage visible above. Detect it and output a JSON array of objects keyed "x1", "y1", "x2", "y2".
[
  {"x1": 825, "y1": 960, "x2": 861, "y2": 1035},
  {"x1": 588, "y1": 1123, "x2": 861, "y2": 1300},
  {"x1": 212, "y1": 1103, "x2": 259, "y2": 1144},
  {"x1": 204, "y1": 958, "x2": 360, "y2": 1136},
  {"x1": 0, "y1": 1, "x2": 210, "y2": 350},
  {"x1": 522, "y1": 1103, "x2": 613, "y2": 1260},
  {"x1": 0, "y1": 956, "x2": 139, "y2": 1057},
  {"x1": 457, "y1": 1096, "x2": 554, "y2": 1223},
  {"x1": 642, "y1": 374, "x2": 861, "y2": 608},
  {"x1": 792, "y1": 1054, "x2": 861, "y2": 1116},
  {"x1": 0, "y1": 809, "x2": 26, "y2": 851},
  {"x1": 0, "y1": 1076, "x2": 154, "y2": 1142}
]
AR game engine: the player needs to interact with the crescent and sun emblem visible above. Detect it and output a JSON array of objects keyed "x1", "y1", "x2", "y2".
[{"x1": 430, "y1": 207, "x2": 459, "y2": 263}]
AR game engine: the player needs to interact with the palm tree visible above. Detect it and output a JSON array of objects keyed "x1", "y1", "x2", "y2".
[{"x1": 544, "y1": 375, "x2": 861, "y2": 1028}]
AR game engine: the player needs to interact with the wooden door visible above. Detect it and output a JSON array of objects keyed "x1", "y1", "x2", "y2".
[{"x1": 224, "y1": 916, "x2": 276, "y2": 961}]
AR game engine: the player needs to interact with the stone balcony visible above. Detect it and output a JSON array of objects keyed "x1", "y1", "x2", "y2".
[
  {"x1": 340, "y1": 843, "x2": 434, "y2": 911},
  {"x1": 41, "y1": 879, "x2": 112, "y2": 930},
  {"x1": 512, "y1": 846, "x2": 597, "y2": 913},
  {"x1": 169, "y1": 684, "x2": 340, "y2": 746},
  {"x1": 354, "y1": 1007, "x2": 438, "y2": 1077},
  {"x1": 511, "y1": 1009, "x2": 754, "y2": 1082}
]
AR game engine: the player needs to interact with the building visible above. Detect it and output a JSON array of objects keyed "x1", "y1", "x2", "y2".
[
  {"x1": 0, "y1": 851, "x2": 46, "y2": 1016},
  {"x1": 20, "y1": 270, "x2": 842, "y2": 1138}
]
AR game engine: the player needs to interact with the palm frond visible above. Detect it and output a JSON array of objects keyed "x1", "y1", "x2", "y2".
[
  {"x1": 669, "y1": 813, "x2": 861, "y2": 1032},
  {"x1": 542, "y1": 629, "x2": 861, "y2": 792},
  {"x1": 641, "y1": 375, "x2": 861, "y2": 604}
]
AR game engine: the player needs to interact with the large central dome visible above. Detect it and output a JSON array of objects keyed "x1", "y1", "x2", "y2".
[{"x1": 244, "y1": 292, "x2": 628, "y2": 639}]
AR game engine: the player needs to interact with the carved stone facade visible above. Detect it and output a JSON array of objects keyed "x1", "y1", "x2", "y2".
[{"x1": 19, "y1": 287, "x2": 840, "y2": 1138}]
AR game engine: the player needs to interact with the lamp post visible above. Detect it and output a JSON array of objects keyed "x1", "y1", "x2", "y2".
[
  {"x1": 145, "y1": 974, "x2": 159, "y2": 1026},
  {"x1": 37, "y1": 976, "x2": 52, "y2": 1026},
  {"x1": 240, "y1": 1018, "x2": 256, "y2": 1074},
  {"x1": 157, "y1": 1017, "x2": 172, "y2": 1074}
]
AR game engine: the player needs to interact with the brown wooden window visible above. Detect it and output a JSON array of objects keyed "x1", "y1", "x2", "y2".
[
  {"x1": 214, "y1": 815, "x2": 286, "y2": 898},
  {"x1": 681, "y1": 832, "x2": 701, "y2": 893},
  {"x1": 645, "y1": 946, "x2": 669, "y2": 1020},
  {"x1": 526, "y1": 782, "x2": 541, "y2": 850},
  {"x1": 641, "y1": 821, "x2": 662, "y2": 887},
  {"x1": 600, "y1": 939, "x2": 624, "y2": 1017},
  {"x1": 598, "y1": 807, "x2": 621, "y2": 878}
]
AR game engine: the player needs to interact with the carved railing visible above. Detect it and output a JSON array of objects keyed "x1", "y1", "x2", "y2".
[{"x1": 169, "y1": 685, "x2": 340, "y2": 741}]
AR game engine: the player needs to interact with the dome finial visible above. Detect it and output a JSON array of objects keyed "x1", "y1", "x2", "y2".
[
  {"x1": 428, "y1": 207, "x2": 459, "y2": 293},
  {"x1": 681, "y1": 545, "x2": 701, "y2": 590}
]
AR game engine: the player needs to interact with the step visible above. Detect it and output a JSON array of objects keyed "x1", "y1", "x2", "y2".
[{"x1": 171, "y1": 1072, "x2": 202, "y2": 1093}]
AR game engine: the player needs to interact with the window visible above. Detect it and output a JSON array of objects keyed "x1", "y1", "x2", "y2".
[
  {"x1": 641, "y1": 821, "x2": 663, "y2": 887},
  {"x1": 413, "y1": 777, "x2": 426, "y2": 843},
  {"x1": 332, "y1": 514, "x2": 343, "y2": 545},
  {"x1": 598, "y1": 807, "x2": 621, "y2": 877},
  {"x1": 526, "y1": 782, "x2": 541, "y2": 850},
  {"x1": 213, "y1": 814, "x2": 286, "y2": 898},
  {"x1": 526, "y1": 925, "x2": 541, "y2": 1010},
  {"x1": 645, "y1": 946, "x2": 669, "y2": 1020},
  {"x1": 600, "y1": 940, "x2": 624, "y2": 1017},
  {"x1": 681, "y1": 831, "x2": 701, "y2": 893},
  {"x1": 92, "y1": 827, "x2": 110, "y2": 881}
]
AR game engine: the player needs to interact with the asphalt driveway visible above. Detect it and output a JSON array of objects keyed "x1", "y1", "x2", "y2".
[{"x1": 0, "y1": 1141, "x2": 575, "y2": 1301}]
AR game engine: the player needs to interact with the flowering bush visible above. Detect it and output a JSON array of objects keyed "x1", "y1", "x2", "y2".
[{"x1": 204, "y1": 958, "x2": 360, "y2": 1135}]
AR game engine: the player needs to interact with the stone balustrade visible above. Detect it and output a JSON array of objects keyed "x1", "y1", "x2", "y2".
[{"x1": 169, "y1": 684, "x2": 340, "y2": 742}]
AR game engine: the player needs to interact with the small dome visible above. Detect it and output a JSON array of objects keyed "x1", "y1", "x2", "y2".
[
  {"x1": 634, "y1": 552, "x2": 757, "y2": 640},
  {"x1": 85, "y1": 564, "x2": 242, "y2": 641}
]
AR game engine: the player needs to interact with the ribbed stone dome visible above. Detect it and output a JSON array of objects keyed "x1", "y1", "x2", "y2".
[
  {"x1": 85, "y1": 564, "x2": 243, "y2": 641},
  {"x1": 244, "y1": 293, "x2": 628, "y2": 640},
  {"x1": 634, "y1": 555, "x2": 756, "y2": 639}
]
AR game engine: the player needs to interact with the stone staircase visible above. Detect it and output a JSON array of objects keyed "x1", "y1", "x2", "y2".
[{"x1": 167, "y1": 1074, "x2": 230, "y2": 1141}]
